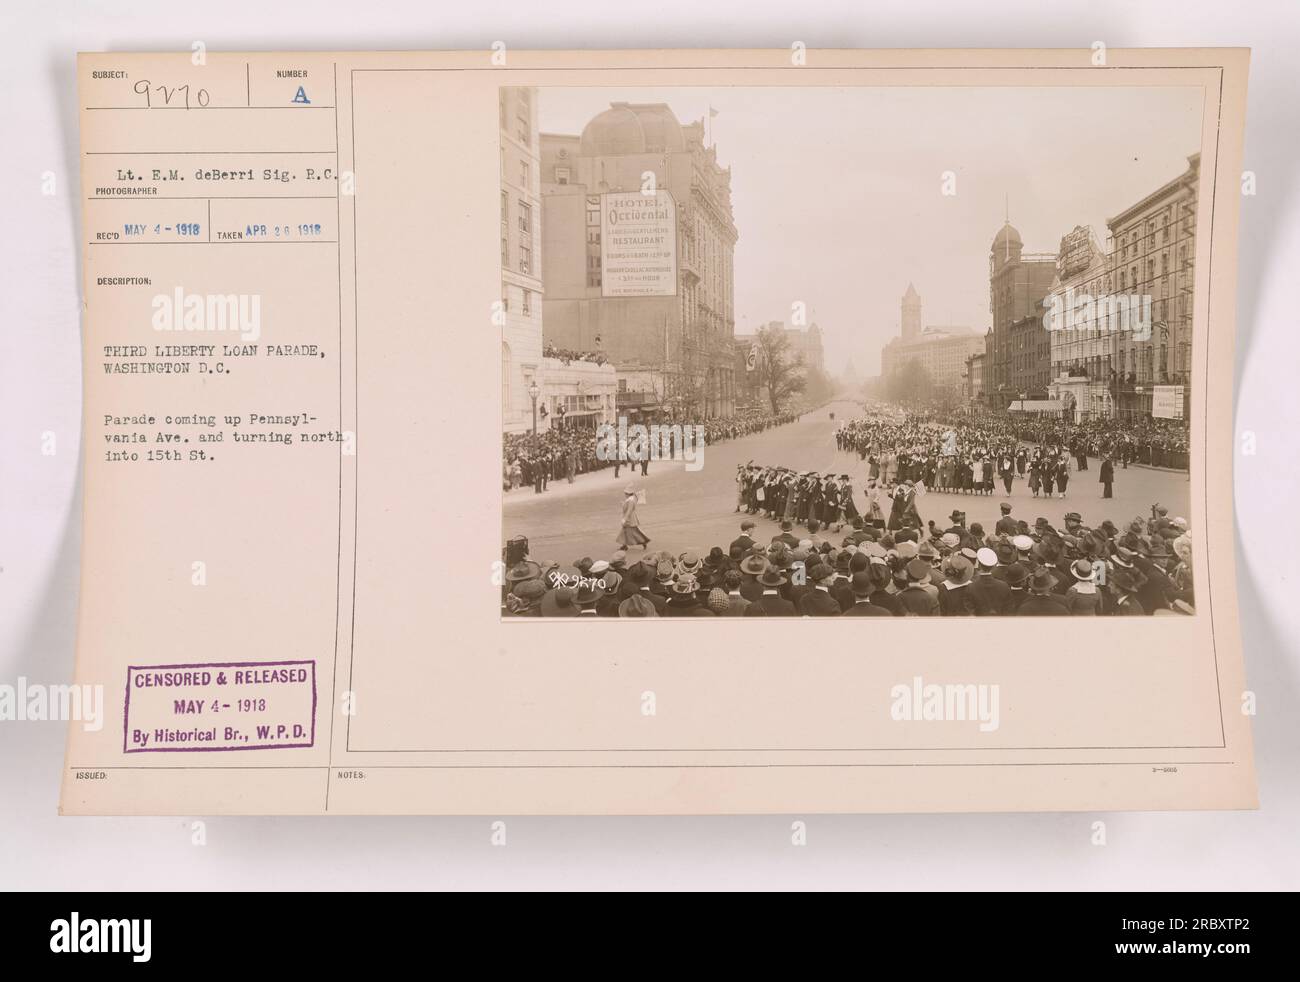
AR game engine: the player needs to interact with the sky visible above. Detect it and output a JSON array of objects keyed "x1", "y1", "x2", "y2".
[{"x1": 538, "y1": 85, "x2": 1205, "y2": 376}]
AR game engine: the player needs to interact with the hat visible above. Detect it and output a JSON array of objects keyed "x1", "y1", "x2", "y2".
[
  {"x1": 806, "y1": 562, "x2": 833, "y2": 582},
  {"x1": 1071, "y1": 559, "x2": 1096, "y2": 581},
  {"x1": 1110, "y1": 567, "x2": 1142, "y2": 593},
  {"x1": 1034, "y1": 517, "x2": 1051, "y2": 529},
  {"x1": 740, "y1": 520, "x2": 756, "y2": 531},
  {"x1": 506, "y1": 560, "x2": 542, "y2": 583},
  {"x1": 1004, "y1": 565, "x2": 1028, "y2": 587},
  {"x1": 949, "y1": 510, "x2": 965, "y2": 522},
  {"x1": 513, "y1": 578, "x2": 546, "y2": 601},
  {"x1": 960, "y1": 547, "x2": 978, "y2": 563},
  {"x1": 672, "y1": 574, "x2": 700, "y2": 595},
  {"x1": 589, "y1": 560, "x2": 610, "y2": 575},
  {"x1": 626, "y1": 563, "x2": 649, "y2": 587},
  {"x1": 834, "y1": 551, "x2": 852, "y2": 573},
  {"x1": 918, "y1": 542, "x2": 939, "y2": 561},
  {"x1": 1064, "y1": 512, "x2": 1082, "y2": 523},
  {"x1": 1012, "y1": 534, "x2": 1034, "y2": 552},
  {"x1": 780, "y1": 520, "x2": 794, "y2": 532},
  {"x1": 944, "y1": 556, "x2": 974, "y2": 584},
  {"x1": 677, "y1": 551, "x2": 703, "y2": 574},
  {"x1": 758, "y1": 567, "x2": 788, "y2": 588},
  {"x1": 600, "y1": 570, "x2": 623, "y2": 594},
  {"x1": 895, "y1": 541, "x2": 919, "y2": 560},
  {"x1": 999, "y1": 502, "x2": 1012, "y2": 513},
  {"x1": 940, "y1": 532, "x2": 961, "y2": 550},
  {"x1": 1028, "y1": 568, "x2": 1056, "y2": 593},
  {"x1": 540, "y1": 586, "x2": 577, "y2": 616},
  {"x1": 707, "y1": 588, "x2": 731, "y2": 614},
  {"x1": 906, "y1": 559, "x2": 931, "y2": 582},
  {"x1": 850, "y1": 570, "x2": 874, "y2": 596},
  {"x1": 655, "y1": 560, "x2": 675, "y2": 580},
  {"x1": 976, "y1": 547, "x2": 998, "y2": 569},
  {"x1": 574, "y1": 581, "x2": 600, "y2": 606},
  {"x1": 704, "y1": 546, "x2": 728, "y2": 567},
  {"x1": 618, "y1": 594, "x2": 658, "y2": 617},
  {"x1": 740, "y1": 554, "x2": 768, "y2": 576},
  {"x1": 995, "y1": 541, "x2": 1016, "y2": 564}
]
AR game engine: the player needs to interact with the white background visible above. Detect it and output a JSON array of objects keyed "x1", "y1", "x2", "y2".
[{"x1": 2, "y1": 0, "x2": 1298, "y2": 890}]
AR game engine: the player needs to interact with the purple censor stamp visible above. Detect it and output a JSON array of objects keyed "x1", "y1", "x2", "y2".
[{"x1": 123, "y1": 660, "x2": 317, "y2": 753}]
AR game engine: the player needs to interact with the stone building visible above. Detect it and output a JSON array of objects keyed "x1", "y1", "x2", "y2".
[{"x1": 540, "y1": 101, "x2": 739, "y2": 418}]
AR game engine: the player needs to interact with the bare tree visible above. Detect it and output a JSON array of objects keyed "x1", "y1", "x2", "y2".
[{"x1": 756, "y1": 323, "x2": 807, "y2": 413}]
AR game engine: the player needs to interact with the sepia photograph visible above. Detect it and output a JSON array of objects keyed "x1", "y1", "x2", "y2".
[{"x1": 500, "y1": 84, "x2": 1199, "y2": 618}]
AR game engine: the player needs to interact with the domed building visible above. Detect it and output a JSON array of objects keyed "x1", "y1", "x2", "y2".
[
  {"x1": 540, "y1": 102, "x2": 740, "y2": 418},
  {"x1": 578, "y1": 103, "x2": 688, "y2": 157}
]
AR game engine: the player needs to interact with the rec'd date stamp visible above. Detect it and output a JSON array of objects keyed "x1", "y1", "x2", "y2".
[{"x1": 123, "y1": 660, "x2": 317, "y2": 753}]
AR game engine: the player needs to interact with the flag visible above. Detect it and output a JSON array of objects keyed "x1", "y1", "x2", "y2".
[
  {"x1": 913, "y1": 481, "x2": 927, "y2": 498},
  {"x1": 745, "y1": 343, "x2": 758, "y2": 372},
  {"x1": 709, "y1": 106, "x2": 719, "y2": 118}
]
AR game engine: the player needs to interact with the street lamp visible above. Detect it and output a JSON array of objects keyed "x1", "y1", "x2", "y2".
[{"x1": 528, "y1": 380, "x2": 541, "y2": 435}]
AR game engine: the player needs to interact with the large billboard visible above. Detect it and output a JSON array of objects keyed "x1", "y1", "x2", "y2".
[
  {"x1": 599, "y1": 190, "x2": 678, "y2": 298},
  {"x1": 1152, "y1": 384, "x2": 1186, "y2": 420}
]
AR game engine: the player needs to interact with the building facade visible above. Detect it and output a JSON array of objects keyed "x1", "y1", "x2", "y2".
[
  {"x1": 500, "y1": 87, "x2": 545, "y2": 434},
  {"x1": 500, "y1": 88, "x2": 616, "y2": 435},
  {"x1": 988, "y1": 222, "x2": 1057, "y2": 407},
  {"x1": 964, "y1": 351, "x2": 986, "y2": 406},
  {"x1": 540, "y1": 102, "x2": 739, "y2": 419},
  {"x1": 881, "y1": 286, "x2": 984, "y2": 398},
  {"x1": 1105, "y1": 154, "x2": 1199, "y2": 420},
  {"x1": 1045, "y1": 225, "x2": 1117, "y2": 421}
]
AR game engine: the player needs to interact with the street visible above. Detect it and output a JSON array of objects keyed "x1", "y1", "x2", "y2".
[{"x1": 503, "y1": 399, "x2": 1193, "y2": 563}]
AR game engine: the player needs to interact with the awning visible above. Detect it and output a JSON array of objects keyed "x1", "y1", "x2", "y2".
[{"x1": 1008, "y1": 399, "x2": 1065, "y2": 413}]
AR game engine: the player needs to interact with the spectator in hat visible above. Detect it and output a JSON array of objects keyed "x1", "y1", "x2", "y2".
[
  {"x1": 1017, "y1": 569, "x2": 1070, "y2": 615},
  {"x1": 505, "y1": 578, "x2": 546, "y2": 617},
  {"x1": 1002, "y1": 564, "x2": 1029, "y2": 613},
  {"x1": 745, "y1": 567, "x2": 796, "y2": 616},
  {"x1": 798, "y1": 562, "x2": 842, "y2": 616},
  {"x1": 898, "y1": 559, "x2": 940, "y2": 616},
  {"x1": 938, "y1": 555, "x2": 983, "y2": 616},
  {"x1": 666, "y1": 575, "x2": 713, "y2": 616},
  {"x1": 842, "y1": 570, "x2": 893, "y2": 616},
  {"x1": 1108, "y1": 568, "x2": 1146, "y2": 615},
  {"x1": 971, "y1": 547, "x2": 1010, "y2": 615},
  {"x1": 617, "y1": 593, "x2": 658, "y2": 617},
  {"x1": 1064, "y1": 559, "x2": 1101, "y2": 615}
]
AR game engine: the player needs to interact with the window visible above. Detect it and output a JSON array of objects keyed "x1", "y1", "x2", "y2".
[
  {"x1": 519, "y1": 202, "x2": 532, "y2": 234},
  {"x1": 520, "y1": 244, "x2": 532, "y2": 275},
  {"x1": 555, "y1": 167, "x2": 570, "y2": 185},
  {"x1": 522, "y1": 289, "x2": 531, "y2": 315},
  {"x1": 500, "y1": 191, "x2": 509, "y2": 267},
  {"x1": 520, "y1": 160, "x2": 530, "y2": 188},
  {"x1": 501, "y1": 286, "x2": 509, "y2": 312}
]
